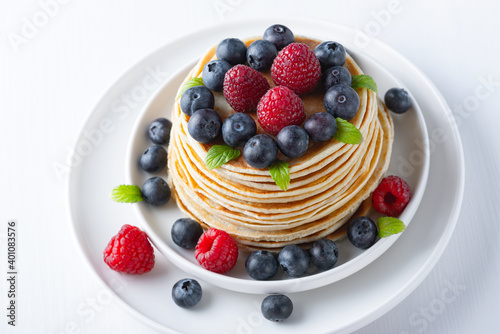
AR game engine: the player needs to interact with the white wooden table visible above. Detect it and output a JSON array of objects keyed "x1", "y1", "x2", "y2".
[{"x1": 2, "y1": 0, "x2": 499, "y2": 333}]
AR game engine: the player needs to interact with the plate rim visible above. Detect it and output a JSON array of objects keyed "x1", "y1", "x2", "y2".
[{"x1": 67, "y1": 16, "x2": 465, "y2": 334}]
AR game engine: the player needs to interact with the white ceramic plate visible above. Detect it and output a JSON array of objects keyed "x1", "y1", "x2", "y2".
[
  {"x1": 125, "y1": 52, "x2": 429, "y2": 294},
  {"x1": 68, "y1": 18, "x2": 464, "y2": 334}
]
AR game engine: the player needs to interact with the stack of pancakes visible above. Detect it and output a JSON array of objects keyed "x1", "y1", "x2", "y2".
[{"x1": 167, "y1": 36, "x2": 394, "y2": 251}]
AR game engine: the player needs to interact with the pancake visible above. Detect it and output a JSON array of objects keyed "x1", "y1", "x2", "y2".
[{"x1": 167, "y1": 36, "x2": 394, "y2": 251}]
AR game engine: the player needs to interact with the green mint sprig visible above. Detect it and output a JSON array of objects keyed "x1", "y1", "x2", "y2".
[
  {"x1": 205, "y1": 145, "x2": 241, "y2": 170},
  {"x1": 334, "y1": 118, "x2": 363, "y2": 144},
  {"x1": 351, "y1": 74, "x2": 378, "y2": 93},
  {"x1": 176, "y1": 77, "x2": 204, "y2": 99},
  {"x1": 269, "y1": 160, "x2": 290, "y2": 191},
  {"x1": 377, "y1": 217, "x2": 406, "y2": 238},
  {"x1": 110, "y1": 185, "x2": 143, "y2": 203}
]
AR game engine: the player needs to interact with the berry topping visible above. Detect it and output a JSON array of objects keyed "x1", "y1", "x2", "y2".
[
  {"x1": 313, "y1": 41, "x2": 347, "y2": 70},
  {"x1": 148, "y1": 118, "x2": 172, "y2": 145},
  {"x1": 247, "y1": 39, "x2": 277, "y2": 71},
  {"x1": 372, "y1": 175, "x2": 411, "y2": 216},
  {"x1": 172, "y1": 278, "x2": 202, "y2": 309},
  {"x1": 103, "y1": 224, "x2": 155, "y2": 274},
  {"x1": 384, "y1": 88, "x2": 412, "y2": 114},
  {"x1": 276, "y1": 125, "x2": 309, "y2": 159},
  {"x1": 323, "y1": 84, "x2": 360, "y2": 120},
  {"x1": 322, "y1": 65, "x2": 352, "y2": 90},
  {"x1": 309, "y1": 238, "x2": 338, "y2": 270},
  {"x1": 347, "y1": 216, "x2": 378, "y2": 249},
  {"x1": 216, "y1": 38, "x2": 247, "y2": 66},
  {"x1": 202, "y1": 60, "x2": 232, "y2": 92},
  {"x1": 257, "y1": 86, "x2": 306, "y2": 136},
  {"x1": 142, "y1": 177, "x2": 171, "y2": 206},
  {"x1": 194, "y1": 228, "x2": 239, "y2": 274},
  {"x1": 222, "y1": 112, "x2": 257, "y2": 147},
  {"x1": 271, "y1": 43, "x2": 321, "y2": 95},
  {"x1": 263, "y1": 24, "x2": 295, "y2": 50},
  {"x1": 243, "y1": 134, "x2": 278, "y2": 169},
  {"x1": 261, "y1": 294, "x2": 293, "y2": 322},
  {"x1": 139, "y1": 145, "x2": 167, "y2": 173},
  {"x1": 278, "y1": 245, "x2": 310, "y2": 277},
  {"x1": 304, "y1": 112, "x2": 337, "y2": 142},
  {"x1": 223, "y1": 65, "x2": 270, "y2": 113},
  {"x1": 245, "y1": 250, "x2": 278, "y2": 280},
  {"x1": 180, "y1": 86, "x2": 215, "y2": 116},
  {"x1": 187, "y1": 108, "x2": 222, "y2": 144},
  {"x1": 171, "y1": 218, "x2": 204, "y2": 249}
]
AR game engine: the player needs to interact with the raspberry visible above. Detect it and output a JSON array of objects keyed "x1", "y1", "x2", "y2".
[
  {"x1": 103, "y1": 224, "x2": 155, "y2": 275},
  {"x1": 372, "y1": 175, "x2": 411, "y2": 216},
  {"x1": 223, "y1": 65, "x2": 270, "y2": 112},
  {"x1": 194, "y1": 228, "x2": 239, "y2": 274},
  {"x1": 257, "y1": 86, "x2": 306, "y2": 136},
  {"x1": 271, "y1": 43, "x2": 321, "y2": 95}
]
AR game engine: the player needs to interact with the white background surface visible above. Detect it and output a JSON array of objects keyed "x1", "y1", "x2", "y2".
[{"x1": 1, "y1": 0, "x2": 499, "y2": 333}]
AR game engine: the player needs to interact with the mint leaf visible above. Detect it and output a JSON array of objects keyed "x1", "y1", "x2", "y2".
[
  {"x1": 377, "y1": 217, "x2": 406, "y2": 238},
  {"x1": 269, "y1": 160, "x2": 290, "y2": 191},
  {"x1": 110, "y1": 185, "x2": 143, "y2": 203},
  {"x1": 334, "y1": 118, "x2": 363, "y2": 144},
  {"x1": 176, "y1": 77, "x2": 204, "y2": 99},
  {"x1": 351, "y1": 74, "x2": 378, "y2": 93},
  {"x1": 206, "y1": 145, "x2": 240, "y2": 170}
]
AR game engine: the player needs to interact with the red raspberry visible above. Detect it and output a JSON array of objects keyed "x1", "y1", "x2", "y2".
[
  {"x1": 194, "y1": 228, "x2": 239, "y2": 274},
  {"x1": 223, "y1": 64, "x2": 270, "y2": 112},
  {"x1": 271, "y1": 43, "x2": 321, "y2": 95},
  {"x1": 103, "y1": 225, "x2": 155, "y2": 275},
  {"x1": 372, "y1": 175, "x2": 412, "y2": 216},
  {"x1": 257, "y1": 86, "x2": 306, "y2": 135}
]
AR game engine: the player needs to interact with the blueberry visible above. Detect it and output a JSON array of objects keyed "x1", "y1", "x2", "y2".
[
  {"x1": 278, "y1": 245, "x2": 310, "y2": 277},
  {"x1": 246, "y1": 40, "x2": 277, "y2": 71},
  {"x1": 142, "y1": 177, "x2": 171, "y2": 206},
  {"x1": 324, "y1": 84, "x2": 360, "y2": 120},
  {"x1": 276, "y1": 125, "x2": 309, "y2": 159},
  {"x1": 385, "y1": 88, "x2": 412, "y2": 114},
  {"x1": 171, "y1": 218, "x2": 204, "y2": 249},
  {"x1": 172, "y1": 278, "x2": 202, "y2": 309},
  {"x1": 148, "y1": 118, "x2": 172, "y2": 145},
  {"x1": 261, "y1": 294, "x2": 293, "y2": 322},
  {"x1": 304, "y1": 112, "x2": 337, "y2": 142},
  {"x1": 314, "y1": 41, "x2": 347, "y2": 70},
  {"x1": 139, "y1": 145, "x2": 167, "y2": 173},
  {"x1": 243, "y1": 134, "x2": 278, "y2": 169},
  {"x1": 187, "y1": 108, "x2": 222, "y2": 144},
  {"x1": 180, "y1": 86, "x2": 215, "y2": 116},
  {"x1": 309, "y1": 239, "x2": 338, "y2": 270},
  {"x1": 216, "y1": 38, "x2": 247, "y2": 66},
  {"x1": 263, "y1": 24, "x2": 294, "y2": 50},
  {"x1": 202, "y1": 60, "x2": 232, "y2": 92},
  {"x1": 347, "y1": 216, "x2": 378, "y2": 249},
  {"x1": 322, "y1": 65, "x2": 352, "y2": 90},
  {"x1": 222, "y1": 113, "x2": 257, "y2": 147},
  {"x1": 245, "y1": 250, "x2": 278, "y2": 280}
]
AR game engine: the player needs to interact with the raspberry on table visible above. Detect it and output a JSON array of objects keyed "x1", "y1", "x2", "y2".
[
  {"x1": 103, "y1": 224, "x2": 155, "y2": 275},
  {"x1": 194, "y1": 228, "x2": 239, "y2": 274},
  {"x1": 372, "y1": 175, "x2": 411, "y2": 216},
  {"x1": 223, "y1": 64, "x2": 270, "y2": 113},
  {"x1": 271, "y1": 43, "x2": 321, "y2": 95},
  {"x1": 257, "y1": 86, "x2": 306, "y2": 136}
]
